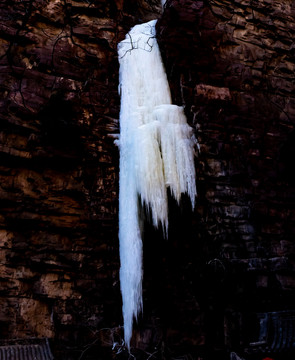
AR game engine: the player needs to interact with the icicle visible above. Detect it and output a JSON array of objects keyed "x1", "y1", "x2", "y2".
[{"x1": 118, "y1": 19, "x2": 197, "y2": 349}]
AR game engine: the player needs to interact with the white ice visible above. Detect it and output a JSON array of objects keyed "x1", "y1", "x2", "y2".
[{"x1": 118, "y1": 19, "x2": 197, "y2": 349}]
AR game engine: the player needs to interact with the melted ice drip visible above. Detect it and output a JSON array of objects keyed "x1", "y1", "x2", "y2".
[{"x1": 118, "y1": 19, "x2": 197, "y2": 349}]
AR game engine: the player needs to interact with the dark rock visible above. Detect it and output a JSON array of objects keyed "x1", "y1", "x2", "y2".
[{"x1": 156, "y1": 0, "x2": 295, "y2": 355}]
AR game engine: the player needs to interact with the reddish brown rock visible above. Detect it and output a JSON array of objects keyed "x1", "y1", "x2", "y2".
[
  {"x1": 0, "y1": 1, "x2": 161, "y2": 359},
  {"x1": 1, "y1": 0, "x2": 295, "y2": 359}
]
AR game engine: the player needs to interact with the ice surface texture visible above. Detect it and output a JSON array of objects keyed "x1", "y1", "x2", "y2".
[{"x1": 118, "y1": 20, "x2": 197, "y2": 349}]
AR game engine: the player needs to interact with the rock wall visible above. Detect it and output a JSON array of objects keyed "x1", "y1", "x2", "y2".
[
  {"x1": 0, "y1": 1, "x2": 160, "y2": 359},
  {"x1": 1, "y1": 0, "x2": 295, "y2": 359},
  {"x1": 156, "y1": 0, "x2": 295, "y2": 356}
]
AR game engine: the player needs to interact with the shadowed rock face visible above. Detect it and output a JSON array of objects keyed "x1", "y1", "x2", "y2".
[
  {"x1": 158, "y1": 0, "x2": 295, "y2": 253},
  {"x1": 155, "y1": 0, "x2": 295, "y2": 356},
  {"x1": 1, "y1": 0, "x2": 295, "y2": 359}
]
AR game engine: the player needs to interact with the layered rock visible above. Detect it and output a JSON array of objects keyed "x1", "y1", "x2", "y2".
[
  {"x1": 156, "y1": 0, "x2": 295, "y2": 355},
  {"x1": 1, "y1": 0, "x2": 295, "y2": 359},
  {"x1": 0, "y1": 1, "x2": 160, "y2": 359}
]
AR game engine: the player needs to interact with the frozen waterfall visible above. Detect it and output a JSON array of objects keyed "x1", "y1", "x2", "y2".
[{"x1": 118, "y1": 19, "x2": 197, "y2": 349}]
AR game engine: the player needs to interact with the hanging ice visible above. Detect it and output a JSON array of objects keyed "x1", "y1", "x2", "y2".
[{"x1": 118, "y1": 19, "x2": 197, "y2": 349}]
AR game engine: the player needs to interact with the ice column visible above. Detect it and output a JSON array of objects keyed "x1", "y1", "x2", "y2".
[{"x1": 118, "y1": 19, "x2": 197, "y2": 349}]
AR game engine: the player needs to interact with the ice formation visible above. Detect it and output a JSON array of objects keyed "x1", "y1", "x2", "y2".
[{"x1": 118, "y1": 19, "x2": 197, "y2": 349}]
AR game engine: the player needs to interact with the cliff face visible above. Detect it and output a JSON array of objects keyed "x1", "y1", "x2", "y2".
[
  {"x1": 158, "y1": 0, "x2": 295, "y2": 261},
  {"x1": 0, "y1": 1, "x2": 160, "y2": 359},
  {"x1": 1, "y1": 0, "x2": 295, "y2": 359},
  {"x1": 158, "y1": 0, "x2": 295, "y2": 272},
  {"x1": 156, "y1": 0, "x2": 295, "y2": 355}
]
